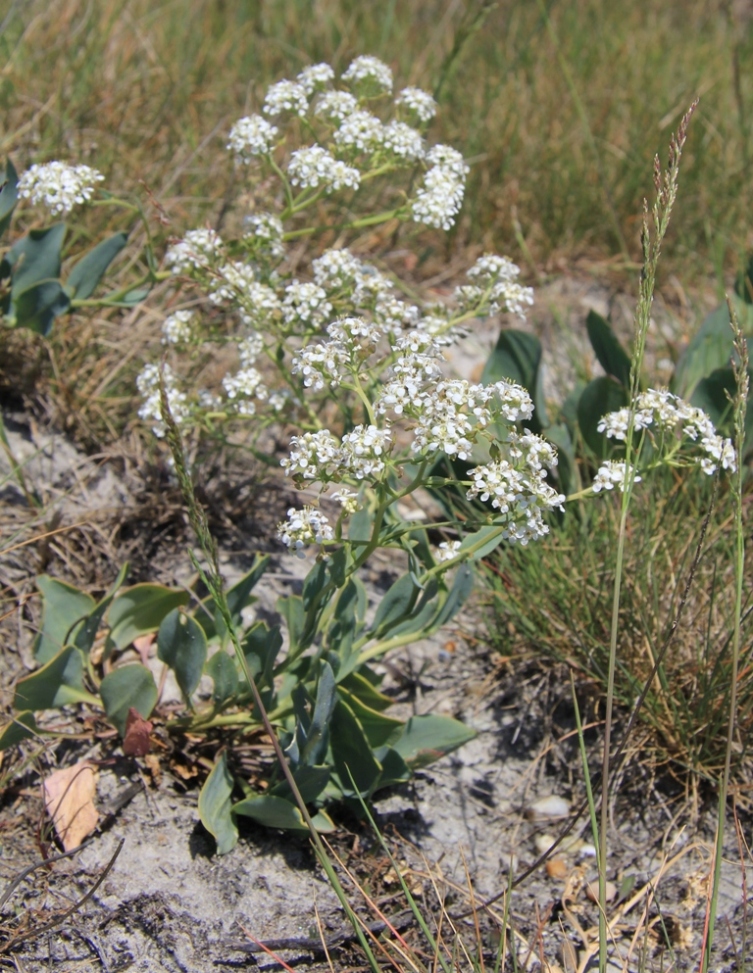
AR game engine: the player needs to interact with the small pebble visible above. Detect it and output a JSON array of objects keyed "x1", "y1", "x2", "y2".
[
  {"x1": 578, "y1": 842, "x2": 597, "y2": 859},
  {"x1": 526, "y1": 795, "x2": 570, "y2": 820},
  {"x1": 546, "y1": 858, "x2": 569, "y2": 879},
  {"x1": 585, "y1": 879, "x2": 617, "y2": 903}
]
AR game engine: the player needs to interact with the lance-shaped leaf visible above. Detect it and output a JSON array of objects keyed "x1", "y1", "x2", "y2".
[
  {"x1": 66, "y1": 232, "x2": 128, "y2": 300},
  {"x1": 330, "y1": 699, "x2": 382, "y2": 797},
  {"x1": 198, "y1": 752, "x2": 238, "y2": 854},
  {"x1": 370, "y1": 573, "x2": 419, "y2": 639},
  {"x1": 300, "y1": 662, "x2": 337, "y2": 766},
  {"x1": 577, "y1": 376, "x2": 629, "y2": 458},
  {"x1": 0, "y1": 711, "x2": 39, "y2": 751},
  {"x1": 196, "y1": 554, "x2": 270, "y2": 641},
  {"x1": 206, "y1": 651, "x2": 238, "y2": 704},
  {"x1": 71, "y1": 563, "x2": 129, "y2": 655}
]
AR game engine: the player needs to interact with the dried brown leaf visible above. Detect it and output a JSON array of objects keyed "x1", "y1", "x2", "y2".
[{"x1": 43, "y1": 762, "x2": 99, "y2": 852}]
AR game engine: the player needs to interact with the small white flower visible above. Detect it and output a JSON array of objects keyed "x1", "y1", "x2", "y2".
[
  {"x1": 281, "y1": 429, "x2": 341, "y2": 480},
  {"x1": 425, "y1": 144, "x2": 469, "y2": 178},
  {"x1": 339, "y1": 424, "x2": 392, "y2": 479},
  {"x1": 18, "y1": 161, "x2": 104, "y2": 215},
  {"x1": 227, "y1": 115, "x2": 279, "y2": 161},
  {"x1": 333, "y1": 110, "x2": 385, "y2": 154},
  {"x1": 243, "y1": 212, "x2": 285, "y2": 258},
  {"x1": 341, "y1": 55, "x2": 393, "y2": 95},
  {"x1": 314, "y1": 90, "x2": 360, "y2": 123},
  {"x1": 161, "y1": 310, "x2": 194, "y2": 345},
  {"x1": 288, "y1": 146, "x2": 361, "y2": 192},
  {"x1": 282, "y1": 281, "x2": 332, "y2": 326},
  {"x1": 136, "y1": 363, "x2": 189, "y2": 438},
  {"x1": 395, "y1": 87, "x2": 438, "y2": 123},
  {"x1": 222, "y1": 366, "x2": 267, "y2": 403},
  {"x1": 411, "y1": 165, "x2": 466, "y2": 230},
  {"x1": 263, "y1": 79, "x2": 308, "y2": 118},
  {"x1": 331, "y1": 488, "x2": 360, "y2": 513},
  {"x1": 382, "y1": 120, "x2": 425, "y2": 161},
  {"x1": 592, "y1": 460, "x2": 641, "y2": 493},
  {"x1": 297, "y1": 63, "x2": 336, "y2": 96},
  {"x1": 312, "y1": 248, "x2": 365, "y2": 291},
  {"x1": 165, "y1": 228, "x2": 224, "y2": 275},
  {"x1": 278, "y1": 506, "x2": 334, "y2": 557},
  {"x1": 238, "y1": 333, "x2": 264, "y2": 366},
  {"x1": 436, "y1": 540, "x2": 462, "y2": 562}
]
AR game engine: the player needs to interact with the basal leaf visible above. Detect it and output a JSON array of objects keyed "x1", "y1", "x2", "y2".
[
  {"x1": 330, "y1": 699, "x2": 382, "y2": 797},
  {"x1": 0, "y1": 711, "x2": 38, "y2": 751},
  {"x1": 66, "y1": 232, "x2": 128, "y2": 300},
  {"x1": 108, "y1": 584, "x2": 188, "y2": 650},
  {"x1": 14, "y1": 645, "x2": 99, "y2": 711},
  {"x1": 198, "y1": 752, "x2": 238, "y2": 854},
  {"x1": 100, "y1": 664, "x2": 158, "y2": 736},
  {"x1": 206, "y1": 651, "x2": 239, "y2": 703},
  {"x1": 577, "y1": 376, "x2": 629, "y2": 458},
  {"x1": 585, "y1": 310, "x2": 631, "y2": 386},
  {"x1": 0, "y1": 158, "x2": 19, "y2": 237},
  {"x1": 157, "y1": 609, "x2": 207, "y2": 702},
  {"x1": 34, "y1": 576, "x2": 95, "y2": 664},
  {"x1": 11, "y1": 280, "x2": 70, "y2": 334},
  {"x1": 233, "y1": 793, "x2": 335, "y2": 833},
  {"x1": 6, "y1": 223, "x2": 66, "y2": 298},
  {"x1": 392, "y1": 714, "x2": 476, "y2": 770}
]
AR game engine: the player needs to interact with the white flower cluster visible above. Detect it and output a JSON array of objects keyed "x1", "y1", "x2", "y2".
[
  {"x1": 282, "y1": 281, "x2": 332, "y2": 326},
  {"x1": 466, "y1": 453, "x2": 566, "y2": 545},
  {"x1": 165, "y1": 229, "x2": 224, "y2": 275},
  {"x1": 395, "y1": 86, "x2": 438, "y2": 123},
  {"x1": 456, "y1": 254, "x2": 535, "y2": 319},
  {"x1": 314, "y1": 90, "x2": 359, "y2": 123},
  {"x1": 382, "y1": 120, "x2": 425, "y2": 161},
  {"x1": 243, "y1": 212, "x2": 285, "y2": 258},
  {"x1": 341, "y1": 55, "x2": 393, "y2": 95},
  {"x1": 411, "y1": 145, "x2": 469, "y2": 231},
  {"x1": 592, "y1": 460, "x2": 642, "y2": 493},
  {"x1": 161, "y1": 310, "x2": 195, "y2": 346},
  {"x1": 263, "y1": 79, "x2": 308, "y2": 118},
  {"x1": 377, "y1": 331, "x2": 534, "y2": 460},
  {"x1": 136, "y1": 363, "x2": 189, "y2": 437},
  {"x1": 288, "y1": 146, "x2": 361, "y2": 192},
  {"x1": 222, "y1": 366, "x2": 268, "y2": 416},
  {"x1": 334, "y1": 110, "x2": 385, "y2": 154},
  {"x1": 597, "y1": 388, "x2": 736, "y2": 475},
  {"x1": 297, "y1": 63, "x2": 335, "y2": 96},
  {"x1": 278, "y1": 506, "x2": 334, "y2": 557},
  {"x1": 18, "y1": 161, "x2": 104, "y2": 215},
  {"x1": 227, "y1": 115, "x2": 278, "y2": 162},
  {"x1": 281, "y1": 423, "x2": 391, "y2": 483}
]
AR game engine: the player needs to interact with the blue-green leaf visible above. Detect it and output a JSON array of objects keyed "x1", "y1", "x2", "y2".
[
  {"x1": 11, "y1": 280, "x2": 70, "y2": 334},
  {"x1": 371, "y1": 573, "x2": 418, "y2": 638},
  {"x1": 481, "y1": 329, "x2": 548, "y2": 431},
  {"x1": 195, "y1": 554, "x2": 269, "y2": 641},
  {"x1": 300, "y1": 662, "x2": 337, "y2": 766},
  {"x1": 157, "y1": 609, "x2": 207, "y2": 702},
  {"x1": 330, "y1": 699, "x2": 382, "y2": 797},
  {"x1": 233, "y1": 794, "x2": 335, "y2": 833},
  {"x1": 198, "y1": 752, "x2": 238, "y2": 854},
  {"x1": 0, "y1": 711, "x2": 38, "y2": 751},
  {"x1": 585, "y1": 310, "x2": 631, "y2": 387},
  {"x1": 0, "y1": 159, "x2": 19, "y2": 237},
  {"x1": 577, "y1": 376, "x2": 629, "y2": 458},
  {"x1": 100, "y1": 664, "x2": 158, "y2": 736},
  {"x1": 206, "y1": 651, "x2": 238, "y2": 703},
  {"x1": 14, "y1": 645, "x2": 99, "y2": 711},
  {"x1": 4, "y1": 224, "x2": 66, "y2": 298},
  {"x1": 108, "y1": 584, "x2": 188, "y2": 650},
  {"x1": 392, "y1": 714, "x2": 476, "y2": 770},
  {"x1": 33, "y1": 576, "x2": 95, "y2": 664},
  {"x1": 67, "y1": 232, "x2": 128, "y2": 300}
]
